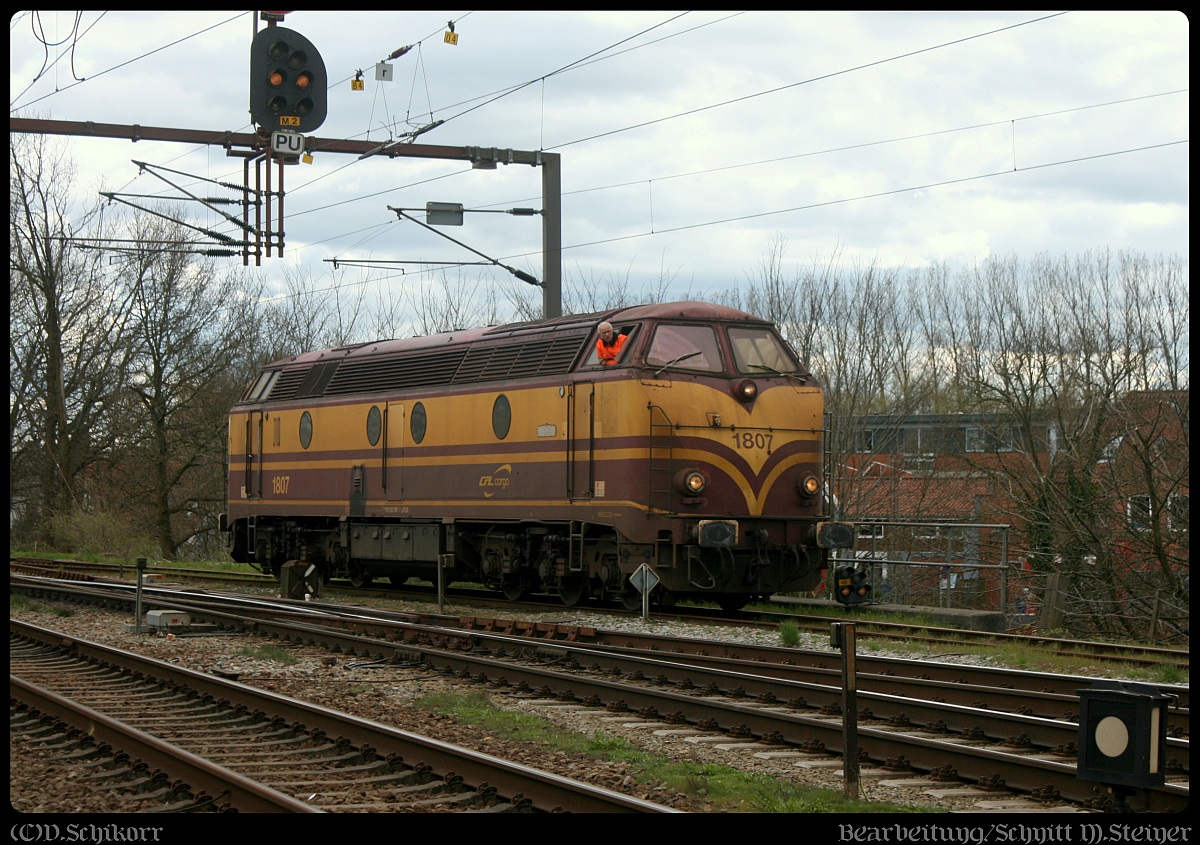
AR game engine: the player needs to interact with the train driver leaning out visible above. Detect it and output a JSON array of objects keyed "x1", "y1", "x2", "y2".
[{"x1": 595, "y1": 321, "x2": 627, "y2": 365}]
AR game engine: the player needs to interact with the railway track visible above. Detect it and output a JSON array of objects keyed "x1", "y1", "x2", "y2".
[
  {"x1": 12, "y1": 556, "x2": 1190, "y2": 674},
  {"x1": 10, "y1": 576, "x2": 1189, "y2": 813},
  {"x1": 10, "y1": 619, "x2": 679, "y2": 813},
  {"x1": 15, "y1": 571, "x2": 1190, "y2": 723}
]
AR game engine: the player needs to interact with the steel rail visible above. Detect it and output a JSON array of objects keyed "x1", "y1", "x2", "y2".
[
  {"x1": 23, "y1": 574, "x2": 1186, "y2": 728},
  {"x1": 11, "y1": 577, "x2": 1187, "y2": 811},
  {"x1": 91, "y1": 604, "x2": 1185, "y2": 812},
  {"x1": 12, "y1": 560, "x2": 1187, "y2": 669},
  {"x1": 11, "y1": 620, "x2": 680, "y2": 814},
  {"x1": 11, "y1": 675, "x2": 321, "y2": 813}
]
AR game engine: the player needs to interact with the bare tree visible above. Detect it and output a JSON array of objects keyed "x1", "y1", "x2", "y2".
[
  {"x1": 408, "y1": 269, "x2": 501, "y2": 335},
  {"x1": 560, "y1": 257, "x2": 681, "y2": 317},
  {"x1": 256, "y1": 264, "x2": 366, "y2": 361},
  {"x1": 9, "y1": 133, "x2": 136, "y2": 543},
  {"x1": 936, "y1": 250, "x2": 1189, "y2": 640},
  {"x1": 732, "y1": 240, "x2": 1188, "y2": 636},
  {"x1": 104, "y1": 209, "x2": 264, "y2": 557}
]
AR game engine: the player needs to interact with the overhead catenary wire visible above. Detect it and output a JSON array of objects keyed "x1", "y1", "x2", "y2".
[
  {"x1": 387, "y1": 206, "x2": 542, "y2": 287},
  {"x1": 13, "y1": 12, "x2": 1184, "y2": 315},
  {"x1": 10, "y1": 11, "x2": 247, "y2": 113},
  {"x1": 274, "y1": 11, "x2": 1176, "y2": 250}
]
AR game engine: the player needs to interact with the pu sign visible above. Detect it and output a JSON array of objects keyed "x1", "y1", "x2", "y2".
[{"x1": 272, "y1": 130, "x2": 304, "y2": 157}]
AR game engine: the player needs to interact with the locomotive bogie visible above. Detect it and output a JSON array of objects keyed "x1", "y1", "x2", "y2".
[{"x1": 223, "y1": 302, "x2": 853, "y2": 606}]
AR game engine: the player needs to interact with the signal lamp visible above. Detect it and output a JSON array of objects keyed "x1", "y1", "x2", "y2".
[
  {"x1": 833, "y1": 565, "x2": 873, "y2": 607},
  {"x1": 250, "y1": 26, "x2": 327, "y2": 133}
]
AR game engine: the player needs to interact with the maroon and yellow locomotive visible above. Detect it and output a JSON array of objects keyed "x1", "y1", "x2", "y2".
[{"x1": 222, "y1": 301, "x2": 853, "y2": 610}]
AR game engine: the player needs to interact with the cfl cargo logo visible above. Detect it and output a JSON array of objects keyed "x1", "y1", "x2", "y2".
[
  {"x1": 479, "y1": 464, "x2": 512, "y2": 497},
  {"x1": 11, "y1": 825, "x2": 164, "y2": 842}
]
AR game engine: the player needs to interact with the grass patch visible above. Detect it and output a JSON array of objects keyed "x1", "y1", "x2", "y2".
[
  {"x1": 778, "y1": 620, "x2": 800, "y2": 647},
  {"x1": 414, "y1": 691, "x2": 930, "y2": 813},
  {"x1": 11, "y1": 593, "x2": 74, "y2": 618},
  {"x1": 11, "y1": 594, "x2": 44, "y2": 613},
  {"x1": 1148, "y1": 663, "x2": 1188, "y2": 686},
  {"x1": 237, "y1": 645, "x2": 298, "y2": 664},
  {"x1": 175, "y1": 560, "x2": 256, "y2": 573}
]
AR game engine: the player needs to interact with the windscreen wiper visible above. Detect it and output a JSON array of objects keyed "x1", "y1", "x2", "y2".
[
  {"x1": 653, "y1": 351, "x2": 701, "y2": 377},
  {"x1": 748, "y1": 363, "x2": 807, "y2": 384}
]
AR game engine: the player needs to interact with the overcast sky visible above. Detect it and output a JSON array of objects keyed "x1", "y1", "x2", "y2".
[{"x1": 9, "y1": 10, "x2": 1190, "y2": 313}]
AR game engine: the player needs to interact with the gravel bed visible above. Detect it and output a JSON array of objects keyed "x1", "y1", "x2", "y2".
[{"x1": 10, "y1": 593, "x2": 1018, "y2": 815}]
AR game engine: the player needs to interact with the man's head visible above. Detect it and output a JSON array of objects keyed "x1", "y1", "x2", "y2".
[{"x1": 599, "y1": 321, "x2": 615, "y2": 340}]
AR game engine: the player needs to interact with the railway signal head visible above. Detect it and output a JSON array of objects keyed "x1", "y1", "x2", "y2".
[
  {"x1": 834, "y1": 564, "x2": 872, "y2": 607},
  {"x1": 250, "y1": 25, "x2": 327, "y2": 134}
]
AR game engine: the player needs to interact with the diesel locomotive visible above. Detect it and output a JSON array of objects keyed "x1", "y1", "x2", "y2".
[{"x1": 221, "y1": 301, "x2": 854, "y2": 610}]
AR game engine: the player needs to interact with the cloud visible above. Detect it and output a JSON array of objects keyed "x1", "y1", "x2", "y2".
[{"x1": 9, "y1": 10, "x2": 1188, "y2": 322}]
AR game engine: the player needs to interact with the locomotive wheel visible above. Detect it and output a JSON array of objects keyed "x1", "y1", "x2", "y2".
[
  {"x1": 558, "y1": 576, "x2": 588, "y2": 607},
  {"x1": 620, "y1": 590, "x2": 644, "y2": 611},
  {"x1": 716, "y1": 595, "x2": 750, "y2": 612},
  {"x1": 349, "y1": 570, "x2": 373, "y2": 588},
  {"x1": 501, "y1": 577, "x2": 526, "y2": 602}
]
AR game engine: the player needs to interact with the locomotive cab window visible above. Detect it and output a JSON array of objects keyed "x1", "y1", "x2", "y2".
[
  {"x1": 645, "y1": 324, "x2": 722, "y2": 373},
  {"x1": 244, "y1": 369, "x2": 280, "y2": 402},
  {"x1": 728, "y1": 327, "x2": 802, "y2": 376},
  {"x1": 586, "y1": 324, "x2": 637, "y2": 367}
]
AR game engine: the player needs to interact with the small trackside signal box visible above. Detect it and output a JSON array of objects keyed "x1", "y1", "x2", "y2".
[
  {"x1": 146, "y1": 609, "x2": 191, "y2": 628},
  {"x1": 280, "y1": 560, "x2": 321, "y2": 600},
  {"x1": 1077, "y1": 679, "x2": 1175, "y2": 789}
]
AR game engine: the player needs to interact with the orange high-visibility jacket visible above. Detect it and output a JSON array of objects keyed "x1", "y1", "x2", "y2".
[{"x1": 596, "y1": 333, "x2": 627, "y2": 365}]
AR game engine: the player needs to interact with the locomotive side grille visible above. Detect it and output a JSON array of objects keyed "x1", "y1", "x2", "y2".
[
  {"x1": 295, "y1": 361, "x2": 340, "y2": 397},
  {"x1": 402, "y1": 349, "x2": 471, "y2": 386},
  {"x1": 324, "y1": 349, "x2": 469, "y2": 395},
  {"x1": 267, "y1": 334, "x2": 589, "y2": 401},
  {"x1": 455, "y1": 345, "x2": 522, "y2": 381},
  {"x1": 515, "y1": 335, "x2": 588, "y2": 374},
  {"x1": 454, "y1": 335, "x2": 588, "y2": 382},
  {"x1": 266, "y1": 367, "x2": 312, "y2": 401}
]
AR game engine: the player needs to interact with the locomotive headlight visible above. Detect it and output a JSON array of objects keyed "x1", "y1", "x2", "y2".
[
  {"x1": 675, "y1": 468, "x2": 707, "y2": 495},
  {"x1": 799, "y1": 474, "x2": 820, "y2": 497},
  {"x1": 733, "y1": 379, "x2": 758, "y2": 402}
]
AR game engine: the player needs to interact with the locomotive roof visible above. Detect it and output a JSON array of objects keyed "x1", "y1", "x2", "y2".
[{"x1": 266, "y1": 301, "x2": 765, "y2": 368}]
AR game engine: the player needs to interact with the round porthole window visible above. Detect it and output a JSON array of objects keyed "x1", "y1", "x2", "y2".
[
  {"x1": 492, "y1": 394, "x2": 511, "y2": 440},
  {"x1": 411, "y1": 402, "x2": 427, "y2": 444},
  {"x1": 299, "y1": 411, "x2": 313, "y2": 449},
  {"x1": 366, "y1": 406, "x2": 382, "y2": 446}
]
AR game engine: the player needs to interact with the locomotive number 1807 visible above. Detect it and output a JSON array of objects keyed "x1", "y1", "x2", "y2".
[{"x1": 732, "y1": 432, "x2": 773, "y2": 451}]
